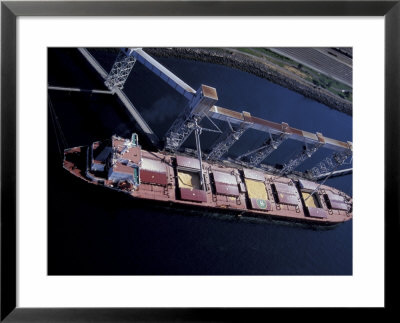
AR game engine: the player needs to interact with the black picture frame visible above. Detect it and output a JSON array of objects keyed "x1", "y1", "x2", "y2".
[{"x1": 1, "y1": 1, "x2": 398, "y2": 321}]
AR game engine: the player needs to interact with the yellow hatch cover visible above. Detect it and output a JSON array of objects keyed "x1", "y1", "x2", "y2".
[
  {"x1": 245, "y1": 179, "x2": 268, "y2": 200},
  {"x1": 178, "y1": 171, "x2": 201, "y2": 190},
  {"x1": 302, "y1": 192, "x2": 319, "y2": 208}
]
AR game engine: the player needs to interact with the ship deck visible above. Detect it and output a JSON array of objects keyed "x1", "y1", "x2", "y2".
[{"x1": 63, "y1": 143, "x2": 352, "y2": 226}]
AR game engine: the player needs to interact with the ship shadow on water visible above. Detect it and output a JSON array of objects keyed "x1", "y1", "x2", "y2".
[{"x1": 129, "y1": 199, "x2": 343, "y2": 232}]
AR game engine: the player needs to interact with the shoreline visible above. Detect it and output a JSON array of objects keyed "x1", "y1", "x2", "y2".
[{"x1": 144, "y1": 47, "x2": 352, "y2": 116}]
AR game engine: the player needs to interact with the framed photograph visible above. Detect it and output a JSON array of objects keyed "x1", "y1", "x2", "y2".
[{"x1": 1, "y1": 0, "x2": 398, "y2": 321}]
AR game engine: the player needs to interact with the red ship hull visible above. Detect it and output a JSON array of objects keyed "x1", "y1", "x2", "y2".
[{"x1": 63, "y1": 135, "x2": 353, "y2": 227}]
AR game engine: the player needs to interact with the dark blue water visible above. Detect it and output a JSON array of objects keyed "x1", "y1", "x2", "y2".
[{"x1": 48, "y1": 48, "x2": 352, "y2": 275}]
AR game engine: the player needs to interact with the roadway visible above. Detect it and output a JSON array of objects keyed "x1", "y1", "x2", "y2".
[{"x1": 269, "y1": 47, "x2": 353, "y2": 87}]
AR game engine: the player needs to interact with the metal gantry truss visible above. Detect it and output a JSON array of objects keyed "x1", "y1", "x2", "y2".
[
  {"x1": 281, "y1": 143, "x2": 321, "y2": 175},
  {"x1": 104, "y1": 50, "x2": 137, "y2": 91},
  {"x1": 164, "y1": 85, "x2": 218, "y2": 152},
  {"x1": 237, "y1": 132, "x2": 288, "y2": 166},
  {"x1": 104, "y1": 48, "x2": 217, "y2": 153},
  {"x1": 308, "y1": 150, "x2": 352, "y2": 179},
  {"x1": 163, "y1": 99, "x2": 196, "y2": 152},
  {"x1": 206, "y1": 121, "x2": 250, "y2": 161},
  {"x1": 164, "y1": 113, "x2": 199, "y2": 152}
]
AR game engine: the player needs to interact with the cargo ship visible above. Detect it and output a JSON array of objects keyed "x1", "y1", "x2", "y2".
[{"x1": 63, "y1": 133, "x2": 353, "y2": 227}]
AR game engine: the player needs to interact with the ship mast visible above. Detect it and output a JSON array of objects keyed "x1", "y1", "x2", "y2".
[{"x1": 193, "y1": 119, "x2": 205, "y2": 189}]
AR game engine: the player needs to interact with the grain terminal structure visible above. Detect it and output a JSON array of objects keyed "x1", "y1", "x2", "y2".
[
  {"x1": 75, "y1": 48, "x2": 352, "y2": 180},
  {"x1": 53, "y1": 47, "x2": 353, "y2": 226}
]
